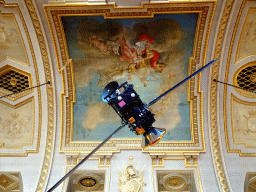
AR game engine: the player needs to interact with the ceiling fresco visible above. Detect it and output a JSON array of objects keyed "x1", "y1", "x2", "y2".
[
  {"x1": 2, "y1": 0, "x2": 256, "y2": 191},
  {"x1": 44, "y1": 2, "x2": 216, "y2": 154},
  {"x1": 61, "y1": 14, "x2": 197, "y2": 142}
]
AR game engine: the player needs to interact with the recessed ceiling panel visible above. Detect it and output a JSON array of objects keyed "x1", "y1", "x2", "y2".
[
  {"x1": 235, "y1": 7, "x2": 256, "y2": 64},
  {"x1": 0, "y1": 97, "x2": 35, "y2": 149},
  {"x1": 0, "y1": 12, "x2": 29, "y2": 66}
]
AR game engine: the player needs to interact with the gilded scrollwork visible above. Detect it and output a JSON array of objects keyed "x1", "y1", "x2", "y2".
[
  {"x1": 22, "y1": 0, "x2": 54, "y2": 191},
  {"x1": 210, "y1": 0, "x2": 236, "y2": 191}
]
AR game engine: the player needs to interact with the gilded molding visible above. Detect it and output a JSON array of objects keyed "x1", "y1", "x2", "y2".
[
  {"x1": 210, "y1": 0, "x2": 236, "y2": 191},
  {"x1": 23, "y1": 0, "x2": 54, "y2": 191},
  {"x1": 44, "y1": 2, "x2": 215, "y2": 154},
  {"x1": 0, "y1": 0, "x2": 42, "y2": 157}
]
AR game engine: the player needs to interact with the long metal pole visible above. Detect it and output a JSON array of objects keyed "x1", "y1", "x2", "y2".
[
  {"x1": 47, "y1": 123, "x2": 127, "y2": 192},
  {"x1": 0, "y1": 81, "x2": 50, "y2": 99},
  {"x1": 213, "y1": 79, "x2": 256, "y2": 93},
  {"x1": 147, "y1": 59, "x2": 218, "y2": 107}
]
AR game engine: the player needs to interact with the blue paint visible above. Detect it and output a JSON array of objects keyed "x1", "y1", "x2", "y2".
[{"x1": 62, "y1": 14, "x2": 198, "y2": 141}]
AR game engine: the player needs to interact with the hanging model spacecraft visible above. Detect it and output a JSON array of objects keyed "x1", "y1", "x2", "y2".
[
  {"x1": 102, "y1": 59, "x2": 218, "y2": 148},
  {"x1": 102, "y1": 81, "x2": 165, "y2": 148}
]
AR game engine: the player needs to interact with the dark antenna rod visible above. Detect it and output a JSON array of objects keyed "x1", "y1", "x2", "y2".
[
  {"x1": 213, "y1": 79, "x2": 256, "y2": 93},
  {"x1": 0, "y1": 81, "x2": 50, "y2": 99},
  {"x1": 147, "y1": 59, "x2": 218, "y2": 107}
]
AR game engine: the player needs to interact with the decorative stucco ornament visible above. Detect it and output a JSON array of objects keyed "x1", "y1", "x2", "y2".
[
  {"x1": 118, "y1": 156, "x2": 146, "y2": 192},
  {"x1": 244, "y1": 110, "x2": 256, "y2": 133}
]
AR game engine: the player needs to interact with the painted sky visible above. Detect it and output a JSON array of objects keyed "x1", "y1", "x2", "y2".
[{"x1": 62, "y1": 13, "x2": 198, "y2": 141}]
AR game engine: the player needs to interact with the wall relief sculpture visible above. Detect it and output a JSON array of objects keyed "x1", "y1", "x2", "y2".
[
  {"x1": 119, "y1": 156, "x2": 146, "y2": 192},
  {"x1": 0, "y1": 98, "x2": 34, "y2": 149},
  {"x1": 231, "y1": 94, "x2": 256, "y2": 148},
  {"x1": 0, "y1": 12, "x2": 29, "y2": 65},
  {"x1": 236, "y1": 8, "x2": 256, "y2": 63}
]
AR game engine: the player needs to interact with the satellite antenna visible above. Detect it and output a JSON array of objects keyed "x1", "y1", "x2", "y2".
[{"x1": 47, "y1": 59, "x2": 218, "y2": 191}]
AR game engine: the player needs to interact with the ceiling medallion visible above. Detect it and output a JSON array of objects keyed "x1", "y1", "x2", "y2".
[
  {"x1": 80, "y1": 177, "x2": 96, "y2": 187},
  {"x1": 119, "y1": 156, "x2": 146, "y2": 192},
  {"x1": 77, "y1": 174, "x2": 101, "y2": 190},
  {"x1": 162, "y1": 174, "x2": 187, "y2": 191}
]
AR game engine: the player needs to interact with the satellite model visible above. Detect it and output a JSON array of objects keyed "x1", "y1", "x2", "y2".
[
  {"x1": 47, "y1": 59, "x2": 218, "y2": 191},
  {"x1": 102, "y1": 81, "x2": 165, "y2": 148}
]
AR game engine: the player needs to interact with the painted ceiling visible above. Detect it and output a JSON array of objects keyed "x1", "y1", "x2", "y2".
[{"x1": 0, "y1": 0, "x2": 256, "y2": 191}]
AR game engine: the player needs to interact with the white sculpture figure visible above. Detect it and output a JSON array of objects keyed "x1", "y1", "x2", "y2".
[{"x1": 118, "y1": 156, "x2": 146, "y2": 192}]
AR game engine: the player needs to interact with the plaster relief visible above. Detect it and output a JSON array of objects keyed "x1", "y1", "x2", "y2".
[
  {"x1": 0, "y1": 98, "x2": 34, "y2": 149},
  {"x1": 232, "y1": 95, "x2": 256, "y2": 148},
  {"x1": 236, "y1": 8, "x2": 256, "y2": 63},
  {"x1": 0, "y1": 12, "x2": 29, "y2": 65},
  {"x1": 118, "y1": 156, "x2": 146, "y2": 192}
]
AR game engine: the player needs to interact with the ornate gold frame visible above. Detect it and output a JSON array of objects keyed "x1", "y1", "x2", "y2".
[{"x1": 44, "y1": 2, "x2": 216, "y2": 154}]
